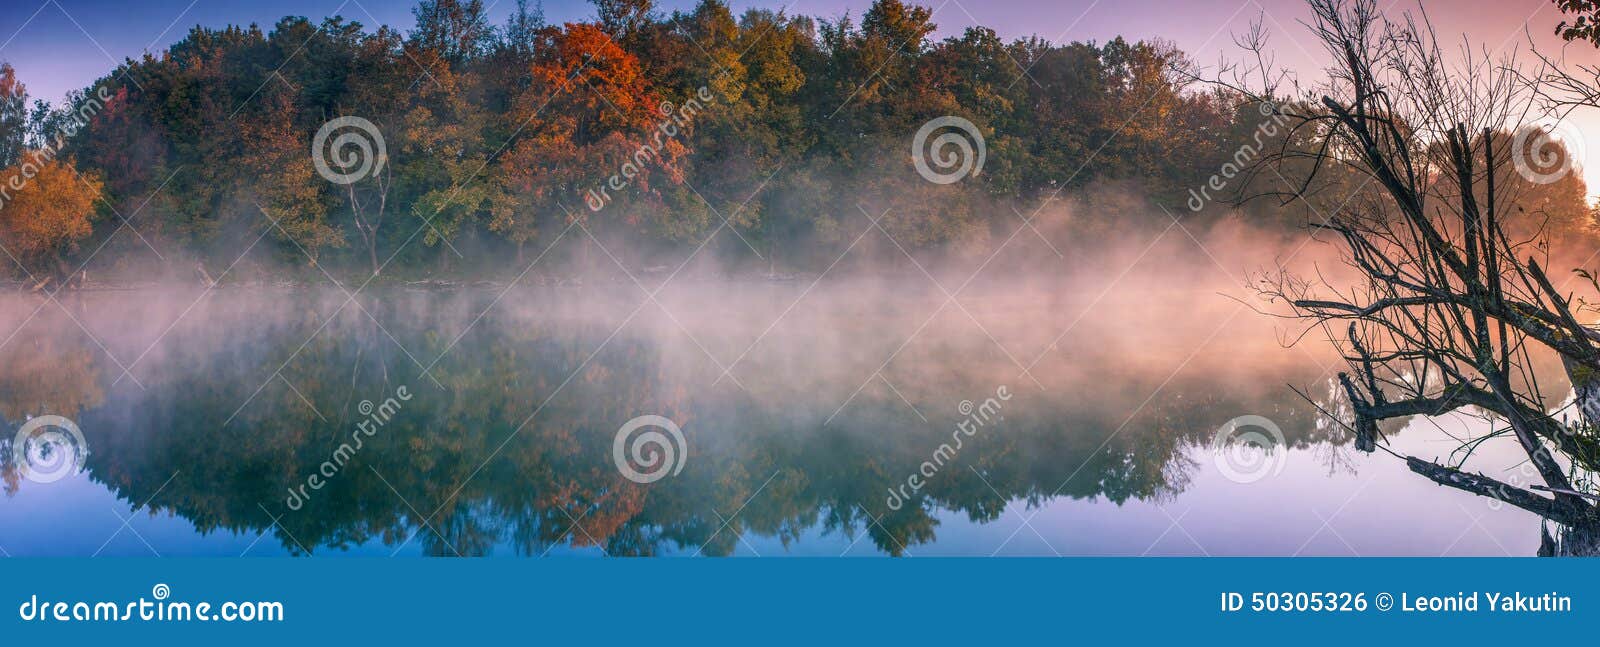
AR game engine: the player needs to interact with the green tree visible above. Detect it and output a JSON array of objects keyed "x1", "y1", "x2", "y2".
[
  {"x1": 411, "y1": 0, "x2": 492, "y2": 65},
  {"x1": 0, "y1": 63, "x2": 26, "y2": 168}
]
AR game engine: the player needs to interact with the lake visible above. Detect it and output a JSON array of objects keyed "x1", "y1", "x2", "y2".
[{"x1": 0, "y1": 270, "x2": 1553, "y2": 556}]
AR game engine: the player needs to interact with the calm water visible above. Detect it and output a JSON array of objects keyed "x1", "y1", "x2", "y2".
[{"x1": 0, "y1": 277, "x2": 1550, "y2": 557}]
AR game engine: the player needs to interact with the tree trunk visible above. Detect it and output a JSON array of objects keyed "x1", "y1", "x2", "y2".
[
  {"x1": 1541, "y1": 522, "x2": 1600, "y2": 556},
  {"x1": 582, "y1": 234, "x2": 592, "y2": 275},
  {"x1": 1565, "y1": 354, "x2": 1600, "y2": 430},
  {"x1": 367, "y1": 237, "x2": 380, "y2": 277},
  {"x1": 53, "y1": 256, "x2": 79, "y2": 290}
]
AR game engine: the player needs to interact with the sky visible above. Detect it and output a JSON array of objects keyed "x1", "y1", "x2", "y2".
[{"x1": 4, "y1": 0, "x2": 1600, "y2": 191}]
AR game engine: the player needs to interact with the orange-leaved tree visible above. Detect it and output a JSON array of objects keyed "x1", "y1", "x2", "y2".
[
  {"x1": 494, "y1": 22, "x2": 685, "y2": 256},
  {"x1": 0, "y1": 157, "x2": 103, "y2": 284}
]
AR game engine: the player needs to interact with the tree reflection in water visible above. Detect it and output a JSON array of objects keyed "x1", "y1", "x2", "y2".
[{"x1": 0, "y1": 286, "x2": 1383, "y2": 556}]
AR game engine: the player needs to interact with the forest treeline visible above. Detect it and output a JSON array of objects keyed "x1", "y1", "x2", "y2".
[{"x1": 0, "y1": 0, "x2": 1592, "y2": 282}]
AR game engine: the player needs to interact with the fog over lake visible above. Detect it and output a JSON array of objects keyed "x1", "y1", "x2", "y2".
[{"x1": 0, "y1": 223, "x2": 1559, "y2": 556}]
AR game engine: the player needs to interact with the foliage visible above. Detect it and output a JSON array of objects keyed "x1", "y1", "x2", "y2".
[
  {"x1": 0, "y1": 156, "x2": 103, "y2": 278},
  {"x1": 0, "y1": 0, "x2": 1589, "y2": 281},
  {"x1": 1556, "y1": 0, "x2": 1600, "y2": 45}
]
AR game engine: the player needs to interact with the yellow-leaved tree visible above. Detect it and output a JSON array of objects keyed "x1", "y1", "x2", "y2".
[{"x1": 0, "y1": 156, "x2": 102, "y2": 285}]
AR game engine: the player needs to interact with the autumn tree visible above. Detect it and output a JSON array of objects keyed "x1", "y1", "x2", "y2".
[
  {"x1": 496, "y1": 21, "x2": 682, "y2": 262},
  {"x1": 402, "y1": 13, "x2": 498, "y2": 271},
  {"x1": 246, "y1": 90, "x2": 341, "y2": 266},
  {"x1": 0, "y1": 157, "x2": 103, "y2": 283},
  {"x1": 336, "y1": 26, "x2": 407, "y2": 276}
]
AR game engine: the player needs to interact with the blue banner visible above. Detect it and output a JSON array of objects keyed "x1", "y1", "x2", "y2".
[{"x1": 2, "y1": 558, "x2": 1590, "y2": 644}]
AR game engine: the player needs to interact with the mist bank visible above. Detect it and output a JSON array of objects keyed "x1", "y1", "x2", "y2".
[
  {"x1": 0, "y1": 251, "x2": 1347, "y2": 555},
  {"x1": 1, "y1": 207, "x2": 1580, "y2": 556},
  {"x1": 3, "y1": 247, "x2": 1569, "y2": 556},
  {"x1": 1, "y1": 186, "x2": 1346, "y2": 291}
]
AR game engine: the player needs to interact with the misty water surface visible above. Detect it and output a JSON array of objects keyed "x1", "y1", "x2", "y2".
[{"x1": 0, "y1": 239, "x2": 1557, "y2": 556}]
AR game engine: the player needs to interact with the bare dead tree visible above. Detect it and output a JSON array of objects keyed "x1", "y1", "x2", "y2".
[
  {"x1": 348, "y1": 162, "x2": 393, "y2": 278},
  {"x1": 1216, "y1": 0, "x2": 1600, "y2": 553}
]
